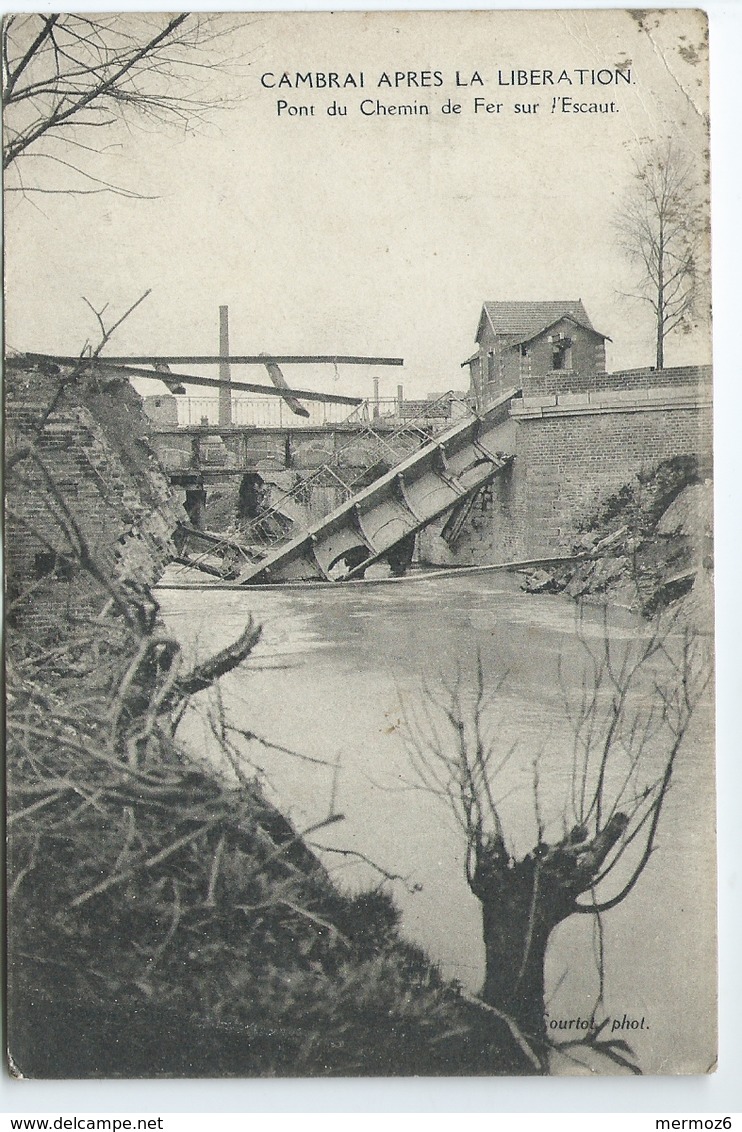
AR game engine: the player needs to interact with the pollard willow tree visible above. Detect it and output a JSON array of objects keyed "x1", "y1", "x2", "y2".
[
  {"x1": 614, "y1": 141, "x2": 707, "y2": 371},
  {"x1": 2, "y1": 13, "x2": 243, "y2": 198},
  {"x1": 402, "y1": 610, "x2": 710, "y2": 1069}
]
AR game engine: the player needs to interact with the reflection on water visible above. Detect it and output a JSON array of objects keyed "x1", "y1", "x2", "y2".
[{"x1": 159, "y1": 571, "x2": 715, "y2": 1074}]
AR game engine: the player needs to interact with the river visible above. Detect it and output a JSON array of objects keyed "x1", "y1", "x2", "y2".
[{"x1": 158, "y1": 570, "x2": 716, "y2": 1075}]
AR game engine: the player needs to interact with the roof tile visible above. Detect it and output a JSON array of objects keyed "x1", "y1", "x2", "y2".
[{"x1": 481, "y1": 300, "x2": 594, "y2": 338}]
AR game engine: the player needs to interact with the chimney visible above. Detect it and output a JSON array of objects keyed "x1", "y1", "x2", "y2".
[{"x1": 218, "y1": 305, "x2": 232, "y2": 426}]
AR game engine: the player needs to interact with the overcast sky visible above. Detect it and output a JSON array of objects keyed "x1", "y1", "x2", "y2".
[{"x1": 5, "y1": 9, "x2": 711, "y2": 402}]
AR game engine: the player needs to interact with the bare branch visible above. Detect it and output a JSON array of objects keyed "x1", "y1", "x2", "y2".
[
  {"x1": 176, "y1": 619, "x2": 262, "y2": 697},
  {"x1": 3, "y1": 14, "x2": 247, "y2": 196},
  {"x1": 309, "y1": 843, "x2": 422, "y2": 893},
  {"x1": 614, "y1": 140, "x2": 706, "y2": 368},
  {"x1": 3, "y1": 15, "x2": 189, "y2": 169},
  {"x1": 458, "y1": 990, "x2": 544, "y2": 1072}
]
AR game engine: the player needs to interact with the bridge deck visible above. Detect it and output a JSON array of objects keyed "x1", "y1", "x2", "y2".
[{"x1": 234, "y1": 389, "x2": 519, "y2": 585}]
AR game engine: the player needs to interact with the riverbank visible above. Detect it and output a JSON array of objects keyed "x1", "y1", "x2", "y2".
[
  {"x1": 520, "y1": 455, "x2": 713, "y2": 626},
  {"x1": 7, "y1": 578, "x2": 534, "y2": 1077},
  {"x1": 5, "y1": 362, "x2": 533, "y2": 1076}
]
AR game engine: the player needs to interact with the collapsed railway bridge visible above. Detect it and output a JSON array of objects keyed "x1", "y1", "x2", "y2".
[
  {"x1": 9, "y1": 294, "x2": 711, "y2": 597},
  {"x1": 17, "y1": 315, "x2": 507, "y2": 584},
  {"x1": 157, "y1": 389, "x2": 516, "y2": 583}
]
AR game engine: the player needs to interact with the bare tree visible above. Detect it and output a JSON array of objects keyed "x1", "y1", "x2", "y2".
[
  {"x1": 615, "y1": 141, "x2": 706, "y2": 370},
  {"x1": 2, "y1": 14, "x2": 243, "y2": 197},
  {"x1": 401, "y1": 609, "x2": 710, "y2": 1067}
]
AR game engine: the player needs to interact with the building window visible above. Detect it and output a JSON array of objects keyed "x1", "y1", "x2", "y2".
[
  {"x1": 551, "y1": 338, "x2": 573, "y2": 371},
  {"x1": 487, "y1": 350, "x2": 496, "y2": 383}
]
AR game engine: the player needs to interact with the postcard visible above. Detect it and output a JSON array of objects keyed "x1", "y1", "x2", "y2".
[{"x1": 4, "y1": 9, "x2": 715, "y2": 1078}]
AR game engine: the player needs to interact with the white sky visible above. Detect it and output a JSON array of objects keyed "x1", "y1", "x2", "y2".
[{"x1": 4, "y1": 8, "x2": 711, "y2": 403}]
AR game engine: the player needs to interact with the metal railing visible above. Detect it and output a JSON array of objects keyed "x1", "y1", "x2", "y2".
[
  {"x1": 178, "y1": 396, "x2": 356, "y2": 428},
  {"x1": 177, "y1": 392, "x2": 474, "y2": 430}
]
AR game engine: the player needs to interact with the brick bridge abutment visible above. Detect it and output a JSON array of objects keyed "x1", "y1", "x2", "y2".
[{"x1": 419, "y1": 378, "x2": 712, "y2": 567}]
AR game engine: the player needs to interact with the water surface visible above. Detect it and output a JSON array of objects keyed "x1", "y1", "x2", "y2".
[{"x1": 159, "y1": 571, "x2": 716, "y2": 1074}]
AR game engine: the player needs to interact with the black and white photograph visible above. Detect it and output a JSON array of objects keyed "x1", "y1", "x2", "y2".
[{"x1": 4, "y1": 8, "x2": 717, "y2": 1082}]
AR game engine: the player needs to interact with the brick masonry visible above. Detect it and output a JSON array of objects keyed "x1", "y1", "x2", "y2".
[
  {"x1": 6, "y1": 364, "x2": 183, "y2": 630},
  {"x1": 420, "y1": 381, "x2": 713, "y2": 566},
  {"x1": 7, "y1": 361, "x2": 712, "y2": 608}
]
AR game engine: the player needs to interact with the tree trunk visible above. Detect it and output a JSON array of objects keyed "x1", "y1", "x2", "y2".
[
  {"x1": 656, "y1": 307, "x2": 665, "y2": 371},
  {"x1": 478, "y1": 855, "x2": 570, "y2": 1043},
  {"x1": 656, "y1": 223, "x2": 665, "y2": 371},
  {"x1": 470, "y1": 815, "x2": 628, "y2": 1050}
]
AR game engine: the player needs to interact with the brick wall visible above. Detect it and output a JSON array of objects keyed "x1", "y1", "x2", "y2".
[
  {"x1": 472, "y1": 349, "x2": 711, "y2": 408},
  {"x1": 520, "y1": 319, "x2": 607, "y2": 389},
  {"x1": 600, "y1": 364, "x2": 712, "y2": 389},
  {"x1": 523, "y1": 364, "x2": 712, "y2": 399},
  {"x1": 419, "y1": 385, "x2": 712, "y2": 566},
  {"x1": 6, "y1": 364, "x2": 182, "y2": 631},
  {"x1": 511, "y1": 402, "x2": 711, "y2": 558}
]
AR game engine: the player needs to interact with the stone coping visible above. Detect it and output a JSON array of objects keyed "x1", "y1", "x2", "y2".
[{"x1": 511, "y1": 384, "x2": 712, "y2": 418}]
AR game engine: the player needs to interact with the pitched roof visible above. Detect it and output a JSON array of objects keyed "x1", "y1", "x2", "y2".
[
  {"x1": 512, "y1": 313, "x2": 611, "y2": 346},
  {"x1": 478, "y1": 300, "x2": 595, "y2": 341}
]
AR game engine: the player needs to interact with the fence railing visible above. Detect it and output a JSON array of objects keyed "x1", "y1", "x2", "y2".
[
  {"x1": 178, "y1": 397, "x2": 356, "y2": 428},
  {"x1": 176, "y1": 393, "x2": 474, "y2": 429}
]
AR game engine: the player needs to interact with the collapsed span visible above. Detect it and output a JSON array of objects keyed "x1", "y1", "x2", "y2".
[{"x1": 234, "y1": 388, "x2": 518, "y2": 585}]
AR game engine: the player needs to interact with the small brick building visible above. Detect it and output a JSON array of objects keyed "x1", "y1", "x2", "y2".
[{"x1": 463, "y1": 300, "x2": 610, "y2": 408}]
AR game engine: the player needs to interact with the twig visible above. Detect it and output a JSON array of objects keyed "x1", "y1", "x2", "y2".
[
  {"x1": 309, "y1": 843, "x2": 421, "y2": 893},
  {"x1": 69, "y1": 814, "x2": 225, "y2": 908},
  {"x1": 205, "y1": 834, "x2": 225, "y2": 906}
]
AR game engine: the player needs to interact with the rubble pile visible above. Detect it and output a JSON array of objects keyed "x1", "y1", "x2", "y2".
[{"x1": 522, "y1": 456, "x2": 713, "y2": 619}]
